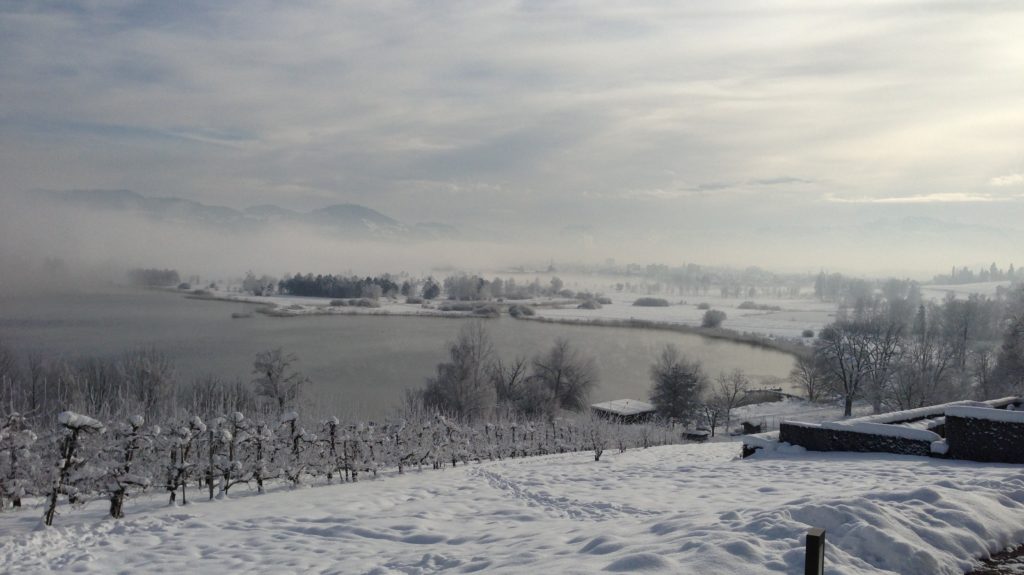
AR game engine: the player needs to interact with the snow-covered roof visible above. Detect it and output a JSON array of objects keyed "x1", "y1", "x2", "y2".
[{"x1": 591, "y1": 399, "x2": 656, "y2": 416}]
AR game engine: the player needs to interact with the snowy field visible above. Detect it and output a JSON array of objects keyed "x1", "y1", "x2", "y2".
[
  {"x1": 3, "y1": 442, "x2": 1023, "y2": 574},
  {"x1": 921, "y1": 282, "x2": 1013, "y2": 301},
  {"x1": 199, "y1": 288, "x2": 835, "y2": 340},
  {"x1": 731, "y1": 398, "x2": 875, "y2": 430},
  {"x1": 530, "y1": 292, "x2": 835, "y2": 340}
]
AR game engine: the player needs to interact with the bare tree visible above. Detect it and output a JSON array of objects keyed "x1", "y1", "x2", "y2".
[
  {"x1": 816, "y1": 322, "x2": 875, "y2": 417},
  {"x1": 789, "y1": 354, "x2": 826, "y2": 403},
  {"x1": 531, "y1": 338, "x2": 597, "y2": 414},
  {"x1": 863, "y1": 317, "x2": 904, "y2": 413},
  {"x1": 993, "y1": 315, "x2": 1024, "y2": 395},
  {"x1": 422, "y1": 322, "x2": 497, "y2": 421},
  {"x1": 119, "y1": 348, "x2": 176, "y2": 419},
  {"x1": 969, "y1": 347, "x2": 998, "y2": 400},
  {"x1": 711, "y1": 369, "x2": 749, "y2": 435},
  {"x1": 490, "y1": 356, "x2": 529, "y2": 416},
  {"x1": 888, "y1": 305, "x2": 954, "y2": 409},
  {"x1": 648, "y1": 345, "x2": 706, "y2": 425},
  {"x1": 252, "y1": 348, "x2": 308, "y2": 413},
  {"x1": 0, "y1": 344, "x2": 20, "y2": 414}
]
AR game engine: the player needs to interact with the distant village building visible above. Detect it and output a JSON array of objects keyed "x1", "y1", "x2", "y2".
[{"x1": 590, "y1": 399, "x2": 657, "y2": 424}]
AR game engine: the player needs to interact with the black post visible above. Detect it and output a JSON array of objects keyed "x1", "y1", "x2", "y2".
[{"x1": 805, "y1": 527, "x2": 826, "y2": 575}]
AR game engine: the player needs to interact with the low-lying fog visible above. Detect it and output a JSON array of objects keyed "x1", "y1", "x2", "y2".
[{"x1": 1, "y1": 189, "x2": 1021, "y2": 294}]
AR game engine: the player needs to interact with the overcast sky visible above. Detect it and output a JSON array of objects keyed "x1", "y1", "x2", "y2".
[{"x1": 2, "y1": 1, "x2": 1023, "y2": 274}]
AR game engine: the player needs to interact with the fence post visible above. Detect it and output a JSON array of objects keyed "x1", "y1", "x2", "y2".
[{"x1": 805, "y1": 527, "x2": 825, "y2": 575}]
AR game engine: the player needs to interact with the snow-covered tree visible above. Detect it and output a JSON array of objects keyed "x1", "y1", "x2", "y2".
[
  {"x1": 44, "y1": 411, "x2": 105, "y2": 526},
  {"x1": 278, "y1": 411, "x2": 316, "y2": 487},
  {"x1": 219, "y1": 412, "x2": 250, "y2": 496},
  {"x1": 252, "y1": 349, "x2": 308, "y2": 412},
  {"x1": 101, "y1": 415, "x2": 158, "y2": 518},
  {"x1": 165, "y1": 416, "x2": 205, "y2": 506},
  {"x1": 0, "y1": 413, "x2": 38, "y2": 510}
]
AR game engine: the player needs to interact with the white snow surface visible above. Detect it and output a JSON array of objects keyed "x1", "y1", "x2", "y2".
[
  {"x1": 946, "y1": 406, "x2": 1024, "y2": 424},
  {"x1": 591, "y1": 399, "x2": 656, "y2": 416},
  {"x1": 211, "y1": 289, "x2": 834, "y2": 340},
  {"x1": 3, "y1": 443, "x2": 1024, "y2": 574},
  {"x1": 819, "y1": 421, "x2": 942, "y2": 442},
  {"x1": 56, "y1": 411, "x2": 104, "y2": 432}
]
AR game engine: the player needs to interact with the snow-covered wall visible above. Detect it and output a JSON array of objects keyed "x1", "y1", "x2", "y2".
[
  {"x1": 946, "y1": 409, "x2": 1024, "y2": 464},
  {"x1": 778, "y1": 422, "x2": 934, "y2": 457}
]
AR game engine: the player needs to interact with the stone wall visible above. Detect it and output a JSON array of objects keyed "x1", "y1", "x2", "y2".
[
  {"x1": 779, "y1": 423, "x2": 933, "y2": 457},
  {"x1": 945, "y1": 415, "x2": 1024, "y2": 464}
]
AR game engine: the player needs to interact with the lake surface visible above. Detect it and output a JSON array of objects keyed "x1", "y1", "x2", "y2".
[{"x1": 0, "y1": 289, "x2": 798, "y2": 418}]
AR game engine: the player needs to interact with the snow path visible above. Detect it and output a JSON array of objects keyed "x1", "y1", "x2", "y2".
[{"x1": 3, "y1": 443, "x2": 1024, "y2": 574}]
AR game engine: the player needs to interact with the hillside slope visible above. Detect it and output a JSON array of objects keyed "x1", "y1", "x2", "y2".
[{"x1": 2, "y1": 442, "x2": 1023, "y2": 574}]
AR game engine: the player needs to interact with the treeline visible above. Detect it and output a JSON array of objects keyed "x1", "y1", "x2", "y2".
[
  {"x1": 410, "y1": 323, "x2": 763, "y2": 439},
  {"x1": 0, "y1": 347, "x2": 275, "y2": 425},
  {"x1": 547, "y1": 261, "x2": 810, "y2": 299},
  {"x1": 795, "y1": 285, "x2": 1024, "y2": 415},
  {"x1": 277, "y1": 273, "x2": 400, "y2": 299},
  {"x1": 256, "y1": 270, "x2": 595, "y2": 302},
  {"x1": 127, "y1": 268, "x2": 180, "y2": 287},
  {"x1": 408, "y1": 324, "x2": 598, "y2": 421},
  {"x1": 932, "y1": 263, "x2": 1018, "y2": 285}
]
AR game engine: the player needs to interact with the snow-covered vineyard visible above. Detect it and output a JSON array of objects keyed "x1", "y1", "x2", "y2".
[
  {"x1": 3, "y1": 430, "x2": 1024, "y2": 573},
  {"x1": 0, "y1": 410, "x2": 681, "y2": 524}
]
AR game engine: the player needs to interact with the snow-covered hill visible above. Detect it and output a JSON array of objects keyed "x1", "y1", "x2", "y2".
[{"x1": 3, "y1": 442, "x2": 1023, "y2": 574}]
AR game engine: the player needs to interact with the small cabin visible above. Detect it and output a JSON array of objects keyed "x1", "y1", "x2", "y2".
[{"x1": 590, "y1": 399, "x2": 657, "y2": 424}]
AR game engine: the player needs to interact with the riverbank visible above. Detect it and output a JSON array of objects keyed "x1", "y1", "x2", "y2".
[{"x1": 517, "y1": 315, "x2": 812, "y2": 358}]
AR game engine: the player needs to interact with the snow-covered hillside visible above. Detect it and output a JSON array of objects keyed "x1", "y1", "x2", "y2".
[{"x1": 3, "y1": 442, "x2": 1023, "y2": 574}]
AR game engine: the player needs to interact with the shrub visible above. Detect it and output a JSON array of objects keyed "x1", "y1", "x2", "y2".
[
  {"x1": 633, "y1": 297, "x2": 670, "y2": 307},
  {"x1": 329, "y1": 299, "x2": 348, "y2": 306},
  {"x1": 738, "y1": 301, "x2": 783, "y2": 311},
  {"x1": 701, "y1": 309, "x2": 727, "y2": 328},
  {"x1": 508, "y1": 304, "x2": 536, "y2": 318},
  {"x1": 558, "y1": 289, "x2": 576, "y2": 299},
  {"x1": 472, "y1": 305, "x2": 500, "y2": 318},
  {"x1": 696, "y1": 302, "x2": 711, "y2": 310},
  {"x1": 596, "y1": 296, "x2": 612, "y2": 305},
  {"x1": 406, "y1": 296, "x2": 424, "y2": 304},
  {"x1": 356, "y1": 298, "x2": 380, "y2": 308},
  {"x1": 802, "y1": 329, "x2": 815, "y2": 338},
  {"x1": 577, "y1": 300, "x2": 602, "y2": 310},
  {"x1": 440, "y1": 302, "x2": 476, "y2": 312},
  {"x1": 177, "y1": 283, "x2": 191, "y2": 290}
]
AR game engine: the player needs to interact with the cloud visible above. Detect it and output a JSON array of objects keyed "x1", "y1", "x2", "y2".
[
  {"x1": 1, "y1": 1, "x2": 1024, "y2": 273},
  {"x1": 826, "y1": 192, "x2": 1005, "y2": 204},
  {"x1": 990, "y1": 173, "x2": 1024, "y2": 187}
]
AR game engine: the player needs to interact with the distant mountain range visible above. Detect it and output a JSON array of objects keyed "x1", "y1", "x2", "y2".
[{"x1": 36, "y1": 189, "x2": 460, "y2": 240}]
